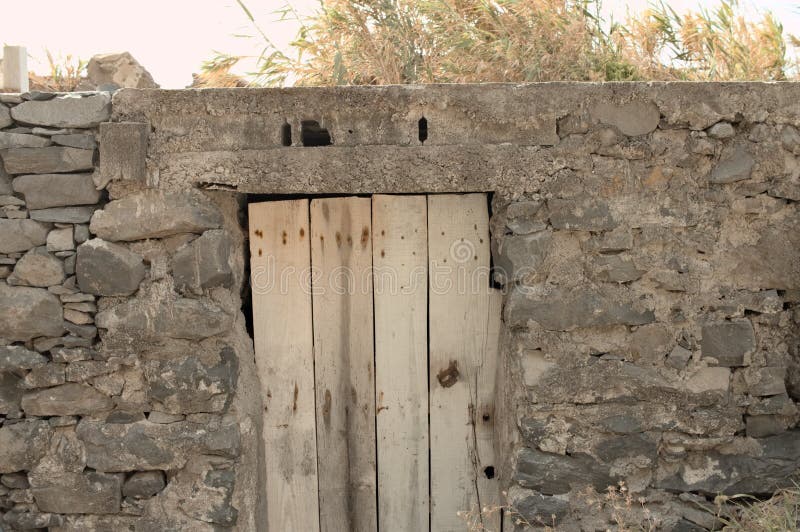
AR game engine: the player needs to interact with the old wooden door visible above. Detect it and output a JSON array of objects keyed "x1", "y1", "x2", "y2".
[{"x1": 249, "y1": 194, "x2": 501, "y2": 532}]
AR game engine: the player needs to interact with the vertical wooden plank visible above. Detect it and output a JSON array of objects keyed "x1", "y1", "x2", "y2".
[
  {"x1": 372, "y1": 195, "x2": 429, "y2": 532},
  {"x1": 310, "y1": 197, "x2": 377, "y2": 532},
  {"x1": 428, "y1": 193, "x2": 492, "y2": 531},
  {"x1": 248, "y1": 199, "x2": 319, "y2": 532},
  {"x1": 476, "y1": 289, "x2": 503, "y2": 531}
]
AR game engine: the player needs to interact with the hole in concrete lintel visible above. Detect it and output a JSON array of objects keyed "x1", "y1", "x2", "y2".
[
  {"x1": 281, "y1": 122, "x2": 292, "y2": 146},
  {"x1": 419, "y1": 116, "x2": 428, "y2": 144},
  {"x1": 300, "y1": 120, "x2": 332, "y2": 146}
]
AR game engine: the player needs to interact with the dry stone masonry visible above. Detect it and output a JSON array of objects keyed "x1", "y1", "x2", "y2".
[{"x1": 0, "y1": 83, "x2": 799, "y2": 531}]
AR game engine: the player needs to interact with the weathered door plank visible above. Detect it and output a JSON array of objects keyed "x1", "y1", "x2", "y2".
[
  {"x1": 372, "y1": 194, "x2": 429, "y2": 532},
  {"x1": 428, "y1": 193, "x2": 492, "y2": 531},
  {"x1": 249, "y1": 199, "x2": 320, "y2": 532},
  {"x1": 310, "y1": 197, "x2": 377, "y2": 532}
]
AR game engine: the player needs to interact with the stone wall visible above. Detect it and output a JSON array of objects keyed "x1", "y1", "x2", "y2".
[
  {"x1": 0, "y1": 92, "x2": 263, "y2": 531},
  {"x1": 1, "y1": 84, "x2": 799, "y2": 531}
]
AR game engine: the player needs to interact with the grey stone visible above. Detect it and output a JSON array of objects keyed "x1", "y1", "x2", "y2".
[
  {"x1": 707, "y1": 122, "x2": 735, "y2": 139},
  {"x1": 90, "y1": 189, "x2": 222, "y2": 241},
  {"x1": 76, "y1": 418, "x2": 240, "y2": 472},
  {"x1": 10, "y1": 94, "x2": 111, "y2": 128},
  {"x1": 701, "y1": 320, "x2": 756, "y2": 367},
  {"x1": 592, "y1": 100, "x2": 660, "y2": 136},
  {"x1": 0, "y1": 219, "x2": 49, "y2": 253},
  {"x1": 21, "y1": 91, "x2": 58, "y2": 101},
  {"x1": 73, "y1": 224, "x2": 89, "y2": 244},
  {"x1": 51, "y1": 347, "x2": 95, "y2": 363},
  {"x1": 593, "y1": 432, "x2": 658, "y2": 463},
  {"x1": 98, "y1": 122, "x2": 148, "y2": 184},
  {"x1": 0, "y1": 194, "x2": 25, "y2": 206},
  {"x1": 179, "y1": 468, "x2": 237, "y2": 526},
  {"x1": 7, "y1": 247, "x2": 65, "y2": 287},
  {"x1": 494, "y1": 231, "x2": 552, "y2": 284},
  {"x1": 172, "y1": 230, "x2": 234, "y2": 292},
  {"x1": 2, "y1": 511, "x2": 63, "y2": 529},
  {"x1": 52, "y1": 133, "x2": 97, "y2": 150},
  {"x1": 147, "y1": 411, "x2": 185, "y2": 424},
  {"x1": 591, "y1": 254, "x2": 644, "y2": 283},
  {"x1": 748, "y1": 394, "x2": 797, "y2": 416},
  {"x1": 0, "y1": 173, "x2": 12, "y2": 195},
  {"x1": 507, "y1": 486, "x2": 569, "y2": 525},
  {"x1": 122, "y1": 470, "x2": 165, "y2": 499},
  {"x1": 0, "y1": 105, "x2": 11, "y2": 128},
  {"x1": 0, "y1": 284, "x2": 63, "y2": 340},
  {"x1": 781, "y1": 125, "x2": 800, "y2": 153},
  {"x1": 12, "y1": 173, "x2": 101, "y2": 209},
  {"x1": 548, "y1": 196, "x2": 616, "y2": 231},
  {"x1": 655, "y1": 430, "x2": 800, "y2": 494},
  {"x1": 0, "y1": 345, "x2": 47, "y2": 370},
  {"x1": 0, "y1": 132, "x2": 52, "y2": 149},
  {"x1": 506, "y1": 286, "x2": 655, "y2": 330},
  {"x1": 29, "y1": 205, "x2": 96, "y2": 223},
  {"x1": 66, "y1": 359, "x2": 121, "y2": 382},
  {"x1": 47, "y1": 226, "x2": 74, "y2": 252},
  {"x1": 0, "y1": 420, "x2": 52, "y2": 473},
  {"x1": 87, "y1": 52, "x2": 159, "y2": 89},
  {"x1": 744, "y1": 367, "x2": 787, "y2": 397},
  {"x1": 746, "y1": 415, "x2": 785, "y2": 438},
  {"x1": 1, "y1": 472, "x2": 29, "y2": 489},
  {"x1": 0, "y1": 372, "x2": 23, "y2": 414},
  {"x1": 1, "y1": 147, "x2": 94, "y2": 174},
  {"x1": 513, "y1": 446, "x2": 617, "y2": 495},
  {"x1": 21, "y1": 383, "x2": 113, "y2": 416},
  {"x1": 76, "y1": 239, "x2": 145, "y2": 296},
  {"x1": 96, "y1": 296, "x2": 232, "y2": 340},
  {"x1": 685, "y1": 367, "x2": 731, "y2": 394},
  {"x1": 29, "y1": 471, "x2": 123, "y2": 514},
  {"x1": 666, "y1": 345, "x2": 693, "y2": 370},
  {"x1": 48, "y1": 514, "x2": 139, "y2": 531},
  {"x1": 22, "y1": 363, "x2": 66, "y2": 388},
  {"x1": 710, "y1": 148, "x2": 754, "y2": 184},
  {"x1": 144, "y1": 347, "x2": 237, "y2": 414}
]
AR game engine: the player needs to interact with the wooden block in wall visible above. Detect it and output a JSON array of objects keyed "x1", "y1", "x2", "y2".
[{"x1": 98, "y1": 121, "x2": 148, "y2": 184}]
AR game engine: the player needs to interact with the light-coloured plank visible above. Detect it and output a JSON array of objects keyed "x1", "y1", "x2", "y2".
[
  {"x1": 310, "y1": 197, "x2": 377, "y2": 532},
  {"x1": 476, "y1": 289, "x2": 504, "y2": 531},
  {"x1": 372, "y1": 195, "x2": 429, "y2": 532},
  {"x1": 248, "y1": 199, "x2": 319, "y2": 532},
  {"x1": 428, "y1": 193, "x2": 492, "y2": 532},
  {"x1": 2, "y1": 46, "x2": 28, "y2": 93}
]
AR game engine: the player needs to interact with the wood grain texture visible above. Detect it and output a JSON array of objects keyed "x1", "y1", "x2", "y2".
[
  {"x1": 310, "y1": 197, "x2": 377, "y2": 532},
  {"x1": 428, "y1": 193, "x2": 492, "y2": 532},
  {"x1": 249, "y1": 199, "x2": 319, "y2": 532},
  {"x1": 476, "y1": 289, "x2": 504, "y2": 532},
  {"x1": 372, "y1": 195, "x2": 429, "y2": 532}
]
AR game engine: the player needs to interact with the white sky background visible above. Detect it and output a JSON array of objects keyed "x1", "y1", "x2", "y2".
[{"x1": 2, "y1": 0, "x2": 799, "y2": 88}]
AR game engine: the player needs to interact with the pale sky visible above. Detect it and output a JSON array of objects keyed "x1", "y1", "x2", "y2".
[{"x1": 2, "y1": 0, "x2": 799, "y2": 88}]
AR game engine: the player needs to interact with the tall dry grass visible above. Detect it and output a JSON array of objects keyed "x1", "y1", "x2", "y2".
[{"x1": 204, "y1": 0, "x2": 799, "y2": 86}]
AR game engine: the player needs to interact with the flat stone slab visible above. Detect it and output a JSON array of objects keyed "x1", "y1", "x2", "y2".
[
  {"x1": 0, "y1": 219, "x2": 49, "y2": 253},
  {"x1": 10, "y1": 93, "x2": 111, "y2": 128},
  {"x1": 21, "y1": 383, "x2": 113, "y2": 416},
  {"x1": 76, "y1": 239, "x2": 145, "y2": 296},
  {"x1": 0, "y1": 283, "x2": 64, "y2": 341},
  {"x1": 90, "y1": 189, "x2": 222, "y2": 241},
  {"x1": 0, "y1": 132, "x2": 53, "y2": 149},
  {"x1": 2, "y1": 147, "x2": 94, "y2": 174},
  {"x1": 13, "y1": 173, "x2": 101, "y2": 209}
]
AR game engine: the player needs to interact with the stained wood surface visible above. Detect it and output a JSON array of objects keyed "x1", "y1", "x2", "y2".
[
  {"x1": 372, "y1": 195, "x2": 429, "y2": 532},
  {"x1": 428, "y1": 193, "x2": 491, "y2": 532},
  {"x1": 249, "y1": 199, "x2": 319, "y2": 532},
  {"x1": 310, "y1": 197, "x2": 377, "y2": 532},
  {"x1": 476, "y1": 289, "x2": 504, "y2": 532}
]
